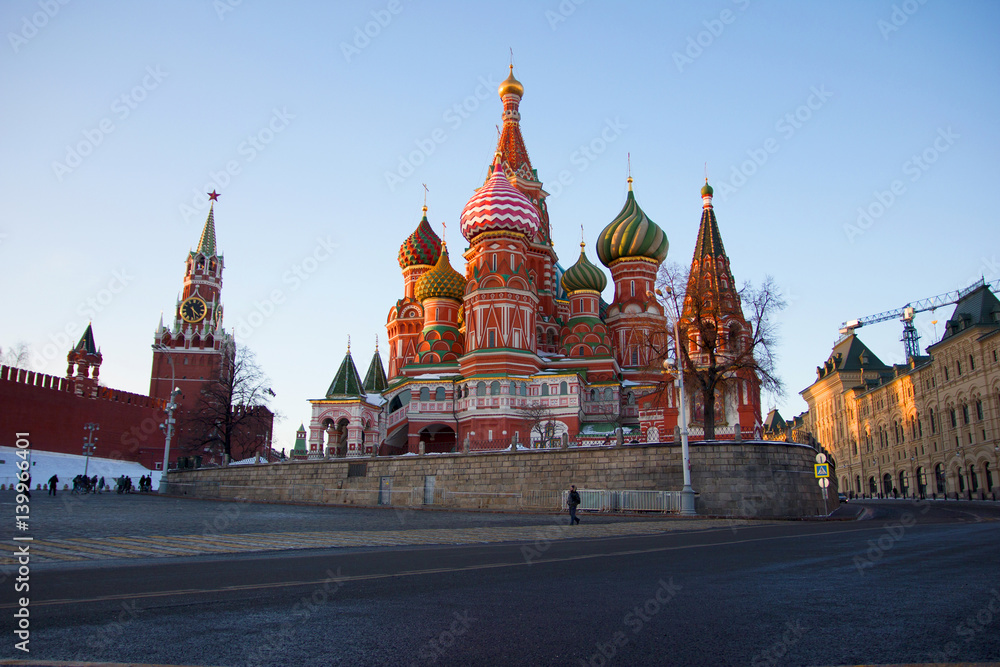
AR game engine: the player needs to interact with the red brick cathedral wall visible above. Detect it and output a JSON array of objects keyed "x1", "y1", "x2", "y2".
[{"x1": 0, "y1": 366, "x2": 167, "y2": 470}]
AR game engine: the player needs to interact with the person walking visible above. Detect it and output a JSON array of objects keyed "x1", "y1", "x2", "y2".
[
  {"x1": 567, "y1": 484, "x2": 581, "y2": 525},
  {"x1": 48, "y1": 474, "x2": 58, "y2": 496}
]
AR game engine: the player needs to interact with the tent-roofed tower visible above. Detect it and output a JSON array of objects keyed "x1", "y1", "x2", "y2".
[
  {"x1": 363, "y1": 342, "x2": 389, "y2": 394},
  {"x1": 679, "y1": 180, "x2": 761, "y2": 436},
  {"x1": 492, "y1": 66, "x2": 563, "y2": 344},
  {"x1": 67, "y1": 323, "x2": 103, "y2": 398},
  {"x1": 149, "y1": 193, "x2": 235, "y2": 465},
  {"x1": 309, "y1": 341, "x2": 384, "y2": 458}
]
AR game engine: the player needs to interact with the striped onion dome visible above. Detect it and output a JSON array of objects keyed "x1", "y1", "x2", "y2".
[
  {"x1": 414, "y1": 244, "x2": 466, "y2": 302},
  {"x1": 398, "y1": 207, "x2": 442, "y2": 269},
  {"x1": 460, "y1": 161, "x2": 540, "y2": 242},
  {"x1": 561, "y1": 242, "x2": 607, "y2": 293},
  {"x1": 596, "y1": 179, "x2": 669, "y2": 267}
]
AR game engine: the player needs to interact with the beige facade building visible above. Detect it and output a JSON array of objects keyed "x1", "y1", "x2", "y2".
[{"x1": 800, "y1": 284, "x2": 1000, "y2": 499}]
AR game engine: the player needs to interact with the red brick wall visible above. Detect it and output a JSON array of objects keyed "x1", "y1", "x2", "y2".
[{"x1": 0, "y1": 365, "x2": 167, "y2": 470}]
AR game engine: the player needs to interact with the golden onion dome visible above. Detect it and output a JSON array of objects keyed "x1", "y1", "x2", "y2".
[
  {"x1": 414, "y1": 244, "x2": 466, "y2": 303},
  {"x1": 498, "y1": 64, "x2": 524, "y2": 98}
]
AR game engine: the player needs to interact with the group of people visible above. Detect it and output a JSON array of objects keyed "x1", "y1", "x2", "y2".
[{"x1": 45, "y1": 473, "x2": 155, "y2": 495}]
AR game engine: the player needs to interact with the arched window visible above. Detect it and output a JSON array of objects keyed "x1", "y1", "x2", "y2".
[
  {"x1": 476, "y1": 381, "x2": 486, "y2": 396},
  {"x1": 541, "y1": 384, "x2": 549, "y2": 396},
  {"x1": 934, "y1": 464, "x2": 946, "y2": 493},
  {"x1": 435, "y1": 387, "x2": 445, "y2": 401},
  {"x1": 520, "y1": 382, "x2": 527, "y2": 396},
  {"x1": 419, "y1": 387, "x2": 430, "y2": 401},
  {"x1": 604, "y1": 387, "x2": 613, "y2": 401},
  {"x1": 560, "y1": 381, "x2": 568, "y2": 395},
  {"x1": 490, "y1": 381, "x2": 501, "y2": 395}
]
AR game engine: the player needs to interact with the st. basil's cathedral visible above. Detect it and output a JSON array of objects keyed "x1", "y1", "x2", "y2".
[{"x1": 303, "y1": 66, "x2": 762, "y2": 458}]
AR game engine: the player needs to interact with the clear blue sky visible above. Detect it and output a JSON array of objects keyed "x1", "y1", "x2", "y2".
[{"x1": 2, "y1": 1, "x2": 998, "y2": 453}]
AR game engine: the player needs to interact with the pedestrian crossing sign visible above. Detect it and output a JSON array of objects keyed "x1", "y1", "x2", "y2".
[{"x1": 814, "y1": 463, "x2": 830, "y2": 478}]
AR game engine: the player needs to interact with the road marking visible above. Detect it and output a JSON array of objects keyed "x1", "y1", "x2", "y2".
[{"x1": 15, "y1": 522, "x2": 987, "y2": 608}]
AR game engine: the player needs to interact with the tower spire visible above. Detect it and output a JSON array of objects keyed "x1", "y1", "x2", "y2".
[{"x1": 197, "y1": 192, "x2": 219, "y2": 257}]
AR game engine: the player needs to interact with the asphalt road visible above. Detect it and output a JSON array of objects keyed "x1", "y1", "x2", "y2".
[{"x1": 2, "y1": 499, "x2": 1000, "y2": 666}]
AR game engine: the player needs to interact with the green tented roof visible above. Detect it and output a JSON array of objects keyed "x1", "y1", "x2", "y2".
[
  {"x1": 363, "y1": 349, "x2": 388, "y2": 393},
  {"x1": 326, "y1": 352, "x2": 365, "y2": 398},
  {"x1": 75, "y1": 323, "x2": 98, "y2": 354}
]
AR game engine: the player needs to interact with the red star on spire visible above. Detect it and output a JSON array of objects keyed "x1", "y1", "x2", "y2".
[{"x1": 208, "y1": 190, "x2": 220, "y2": 202}]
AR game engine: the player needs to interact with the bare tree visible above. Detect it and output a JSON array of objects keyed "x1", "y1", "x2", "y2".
[
  {"x1": 0, "y1": 342, "x2": 32, "y2": 369},
  {"x1": 182, "y1": 344, "x2": 276, "y2": 462},
  {"x1": 655, "y1": 262, "x2": 785, "y2": 440},
  {"x1": 515, "y1": 402, "x2": 555, "y2": 448}
]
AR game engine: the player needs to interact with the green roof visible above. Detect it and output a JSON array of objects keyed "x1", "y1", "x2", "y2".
[
  {"x1": 939, "y1": 284, "x2": 1000, "y2": 343},
  {"x1": 292, "y1": 424, "x2": 307, "y2": 452},
  {"x1": 817, "y1": 334, "x2": 892, "y2": 382},
  {"x1": 596, "y1": 184, "x2": 669, "y2": 266},
  {"x1": 561, "y1": 243, "x2": 607, "y2": 293},
  {"x1": 692, "y1": 199, "x2": 726, "y2": 260},
  {"x1": 75, "y1": 323, "x2": 98, "y2": 354},
  {"x1": 363, "y1": 349, "x2": 388, "y2": 393},
  {"x1": 326, "y1": 351, "x2": 365, "y2": 398},
  {"x1": 195, "y1": 204, "x2": 218, "y2": 257}
]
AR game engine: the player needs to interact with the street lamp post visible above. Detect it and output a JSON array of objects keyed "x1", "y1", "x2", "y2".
[
  {"x1": 654, "y1": 288, "x2": 696, "y2": 515},
  {"x1": 162, "y1": 387, "x2": 182, "y2": 473},
  {"x1": 82, "y1": 422, "x2": 98, "y2": 479},
  {"x1": 153, "y1": 343, "x2": 180, "y2": 474}
]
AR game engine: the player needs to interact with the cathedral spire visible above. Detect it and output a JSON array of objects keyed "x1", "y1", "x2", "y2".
[
  {"x1": 494, "y1": 64, "x2": 532, "y2": 182},
  {"x1": 692, "y1": 179, "x2": 726, "y2": 260}
]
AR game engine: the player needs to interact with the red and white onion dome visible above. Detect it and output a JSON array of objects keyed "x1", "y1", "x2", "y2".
[{"x1": 459, "y1": 161, "x2": 540, "y2": 243}]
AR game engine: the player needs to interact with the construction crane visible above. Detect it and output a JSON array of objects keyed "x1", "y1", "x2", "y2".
[{"x1": 838, "y1": 278, "x2": 1000, "y2": 360}]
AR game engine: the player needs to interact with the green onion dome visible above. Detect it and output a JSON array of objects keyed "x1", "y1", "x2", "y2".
[
  {"x1": 561, "y1": 242, "x2": 607, "y2": 293},
  {"x1": 414, "y1": 244, "x2": 466, "y2": 302},
  {"x1": 398, "y1": 206, "x2": 442, "y2": 270},
  {"x1": 701, "y1": 179, "x2": 714, "y2": 197},
  {"x1": 596, "y1": 179, "x2": 669, "y2": 267}
]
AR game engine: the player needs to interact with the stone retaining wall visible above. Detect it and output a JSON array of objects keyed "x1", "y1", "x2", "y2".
[{"x1": 162, "y1": 440, "x2": 837, "y2": 518}]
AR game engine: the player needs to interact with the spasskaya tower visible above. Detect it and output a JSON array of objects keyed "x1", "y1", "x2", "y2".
[{"x1": 149, "y1": 191, "x2": 235, "y2": 451}]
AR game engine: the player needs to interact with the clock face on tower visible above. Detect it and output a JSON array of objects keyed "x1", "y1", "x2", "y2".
[{"x1": 180, "y1": 296, "x2": 207, "y2": 323}]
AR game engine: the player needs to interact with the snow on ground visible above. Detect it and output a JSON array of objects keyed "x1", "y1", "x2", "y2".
[{"x1": 0, "y1": 447, "x2": 160, "y2": 491}]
